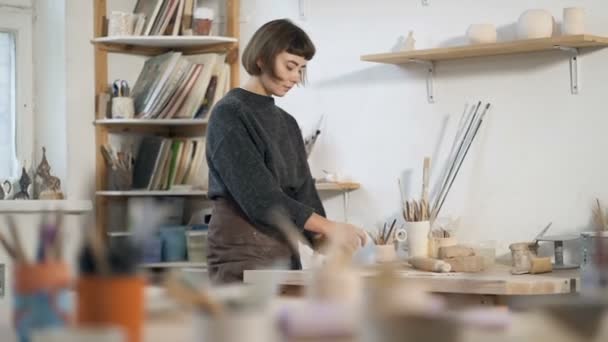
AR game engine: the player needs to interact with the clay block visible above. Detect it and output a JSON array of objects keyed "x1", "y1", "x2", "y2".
[
  {"x1": 444, "y1": 255, "x2": 485, "y2": 273},
  {"x1": 530, "y1": 257, "x2": 553, "y2": 274},
  {"x1": 438, "y1": 245, "x2": 475, "y2": 259}
]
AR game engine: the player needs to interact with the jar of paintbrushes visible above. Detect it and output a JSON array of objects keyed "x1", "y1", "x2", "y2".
[
  {"x1": 101, "y1": 144, "x2": 133, "y2": 191},
  {"x1": 0, "y1": 215, "x2": 72, "y2": 342},
  {"x1": 397, "y1": 158, "x2": 433, "y2": 258}
]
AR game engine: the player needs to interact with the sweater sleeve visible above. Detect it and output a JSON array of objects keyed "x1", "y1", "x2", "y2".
[
  {"x1": 208, "y1": 118, "x2": 315, "y2": 231},
  {"x1": 291, "y1": 125, "x2": 326, "y2": 218}
]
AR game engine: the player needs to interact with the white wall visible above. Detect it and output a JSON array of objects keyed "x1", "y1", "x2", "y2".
[{"x1": 235, "y1": 0, "x2": 608, "y2": 260}]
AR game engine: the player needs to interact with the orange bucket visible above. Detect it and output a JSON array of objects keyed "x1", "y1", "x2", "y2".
[{"x1": 76, "y1": 276, "x2": 145, "y2": 342}]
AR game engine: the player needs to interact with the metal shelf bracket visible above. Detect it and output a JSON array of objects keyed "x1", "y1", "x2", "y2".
[
  {"x1": 556, "y1": 46, "x2": 580, "y2": 95},
  {"x1": 410, "y1": 59, "x2": 436, "y2": 103}
]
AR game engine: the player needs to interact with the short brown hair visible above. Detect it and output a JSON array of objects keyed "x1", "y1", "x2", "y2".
[{"x1": 242, "y1": 19, "x2": 316, "y2": 83}]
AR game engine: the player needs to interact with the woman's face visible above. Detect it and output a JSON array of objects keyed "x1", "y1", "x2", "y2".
[{"x1": 259, "y1": 51, "x2": 308, "y2": 97}]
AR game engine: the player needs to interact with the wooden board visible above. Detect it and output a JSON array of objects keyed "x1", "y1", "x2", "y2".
[
  {"x1": 361, "y1": 35, "x2": 608, "y2": 64},
  {"x1": 94, "y1": 119, "x2": 208, "y2": 126},
  {"x1": 315, "y1": 182, "x2": 361, "y2": 191},
  {"x1": 0, "y1": 200, "x2": 92, "y2": 215},
  {"x1": 244, "y1": 264, "x2": 578, "y2": 296},
  {"x1": 96, "y1": 190, "x2": 208, "y2": 197}
]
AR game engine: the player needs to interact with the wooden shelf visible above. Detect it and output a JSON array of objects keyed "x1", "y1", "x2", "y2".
[
  {"x1": 0, "y1": 200, "x2": 93, "y2": 214},
  {"x1": 92, "y1": 35, "x2": 237, "y2": 55},
  {"x1": 361, "y1": 35, "x2": 608, "y2": 63},
  {"x1": 94, "y1": 118, "x2": 208, "y2": 126},
  {"x1": 315, "y1": 182, "x2": 360, "y2": 191},
  {"x1": 96, "y1": 190, "x2": 208, "y2": 197},
  {"x1": 140, "y1": 261, "x2": 207, "y2": 269},
  {"x1": 361, "y1": 35, "x2": 608, "y2": 102}
]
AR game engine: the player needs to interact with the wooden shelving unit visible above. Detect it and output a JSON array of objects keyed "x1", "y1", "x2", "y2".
[
  {"x1": 361, "y1": 35, "x2": 608, "y2": 102},
  {"x1": 93, "y1": 0, "x2": 240, "y2": 234},
  {"x1": 0, "y1": 200, "x2": 92, "y2": 215}
]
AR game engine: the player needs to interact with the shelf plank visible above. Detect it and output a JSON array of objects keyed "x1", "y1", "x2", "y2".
[
  {"x1": 361, "y1": 35, "x2": 608, "y2": 64},
  {"x1": 96, "y1": 190, "x2": 208, "y2": 197},
  {"x1": 140, "y1": 262, "x2": 207, "y2": 269},
  {"x1": 0, "y1": 200, "x2": 93, "y2": 214},
  {"x1": 94, "y1": 119, "x2": 208, "y2": 126},
  {"x1": 92, "y1": 35, "x2": 237, "y2": 47},
  {"x1": 315, "y1": 182, "x2": 361, "y2": 191},
  {"x1": 92, "y1": 36, "x2": 237, "y2": 55}
]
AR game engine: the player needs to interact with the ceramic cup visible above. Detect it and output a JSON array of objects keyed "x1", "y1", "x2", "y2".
[
  {"x1": 193, "y1": 7, "x2": 214, "y2": 36},
  {"x1": 111, "y1": 97, "x2": 134, "y2": 119},
  {"x1": 466, "y1": 24, "x2": 497, "y2": 44},
  {"x1": 405, "y1": 221, "x2": 431, "y2": 258},
  {"x1": 374, "y1": 244, "x2": 397, "y2": 263},
  {"x1": 563, "y1": 7, "x2": 585, "y2": 35}
]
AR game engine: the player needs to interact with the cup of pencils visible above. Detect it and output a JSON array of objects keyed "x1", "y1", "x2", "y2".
[
  {"x1": 76, "y1": 229, "x2": 144, "y2": 342},
  {"x1": 0, "y1": 215, "x2": 72, "y2": 342},
  {"x1": 370, "y1": 219, "x2": 399, "y2": 263}
]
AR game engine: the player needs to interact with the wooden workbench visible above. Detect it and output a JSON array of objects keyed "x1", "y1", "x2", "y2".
[{"x1": 244, "y1": 264, "x2": 580, "y2": 306}]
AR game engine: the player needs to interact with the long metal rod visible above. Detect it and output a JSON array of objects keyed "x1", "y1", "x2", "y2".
[
  {"x1": 434, "y1": 103, "x2": 490, "y2": 220},
  {"x1": 431, "y1": 101, "x2": 481, "y2": 221}
]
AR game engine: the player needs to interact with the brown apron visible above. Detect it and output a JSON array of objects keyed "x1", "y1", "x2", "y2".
[{"x1": 207, "y1": 197, "x2": 298, "y2": 284}]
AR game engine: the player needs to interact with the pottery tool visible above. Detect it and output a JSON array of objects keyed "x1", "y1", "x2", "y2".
[
  {"x1": 534, "y1": 222, "x2": 553, "y2": 243},
  {"x1": 422, "y1": 157, "x2": 430, "y2": 204},
  {"x1": 535, "y1": 235, "x2": 579, "y2": 269},
  {"x1": 409, "y1": 257, "x2": 451, "y2": 273},
  {"x1": 432, "y1": 102, "x2": 490, "y2": 222}
]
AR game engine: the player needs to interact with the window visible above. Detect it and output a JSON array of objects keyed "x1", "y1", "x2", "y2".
[
  {"x1": 0, "y1": 31, "x2": 17, "y2": 178},
  {"x1": 0, "y1": 7, "x2": 33, "y2": 179}
]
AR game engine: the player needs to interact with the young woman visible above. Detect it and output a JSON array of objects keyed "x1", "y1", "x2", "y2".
[{"x1": 206, "y1": 19, "x2": 367, "y2": 284}]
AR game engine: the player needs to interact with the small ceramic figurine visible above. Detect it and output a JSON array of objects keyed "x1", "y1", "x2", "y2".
[
  {"x1": 402, "y1": 30, "x2": 416, "y2": 51},
  {"x1": 13, "y1": 167, "x2": 31, "y2": 200},
  {"x1": 34, "y1": 147, "x2": 64, "y2": 200},
  {"x1": 0, "y1": 180, "x2": 12, "y2": 200}
]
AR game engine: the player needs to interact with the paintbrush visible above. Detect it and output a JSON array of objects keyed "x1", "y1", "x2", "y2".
[
  {"x1": 6, "y1": 215, "x2": 27, "y2": 263},
  {"x1": 0, "y1": 231, "x2": 17, "y2": 260},
  {"x1": 385, "y1": 219, "x2": 397, "y2": 244},
  {"x1": 593, "y1": 199, "x2": 607, "y2": 231}
]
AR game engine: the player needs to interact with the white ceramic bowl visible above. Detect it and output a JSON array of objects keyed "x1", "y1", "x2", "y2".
[
  {"x1": 466, "y1": 24, "x2": 497, "y2": 44},
  {"x1": 517, "y1": 9, "x2": 554, "y2": 39}
]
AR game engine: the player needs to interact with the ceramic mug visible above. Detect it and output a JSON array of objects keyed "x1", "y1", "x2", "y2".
[{"x1": 0, "y1": 180, "x2": 12, "y2": 199}]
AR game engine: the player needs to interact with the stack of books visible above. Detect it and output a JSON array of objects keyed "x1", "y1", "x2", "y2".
[
  {"x1": 133, "y1": 0, "x2": 203, "y2": 36},
  {"x1": 132, "y1": 136, "x2": 207, "y2": 191},
  {"x1": 130, "y1": 52, "x2": 229, "y2": 120}
]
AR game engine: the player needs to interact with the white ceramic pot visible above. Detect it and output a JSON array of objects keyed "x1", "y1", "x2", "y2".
[
  {"x1": 562, "y1": 7, "x2": 585, "y2": 35},
  {"x1": 466, "y1": 24, "x2": 497, "y2": 44},
  {"x1": 517, "y1": 9, "x2": 554, "y2": 39}
]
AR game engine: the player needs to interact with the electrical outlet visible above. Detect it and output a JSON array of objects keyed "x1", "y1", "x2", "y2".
[{"x1": 0, "y1": 264, "x2": 4, "y2": 297}]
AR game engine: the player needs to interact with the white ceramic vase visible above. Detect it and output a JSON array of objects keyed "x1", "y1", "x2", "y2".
[
  {"x1": 466, "y1": 24, "x2": 497, "y2": 44},
  {"x1": 562, "y1": 7, "x2": 585, "y2": 35},
  {"x1": 517, "y1": 9, "x2": 554, "y2": 39}
]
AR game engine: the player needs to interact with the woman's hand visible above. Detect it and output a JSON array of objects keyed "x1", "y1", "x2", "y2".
[{"x1": 304, "y1": 213, "x2": 367, "y2": 253}]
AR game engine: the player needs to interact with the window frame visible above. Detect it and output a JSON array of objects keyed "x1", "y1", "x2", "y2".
[{"x1": 0, "y1": 5, "x2": 34, "y2": 178}]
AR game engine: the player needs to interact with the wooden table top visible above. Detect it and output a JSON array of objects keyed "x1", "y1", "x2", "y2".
[{"x1": 244, "y1": 264, "x2": 580, "y2": 296}]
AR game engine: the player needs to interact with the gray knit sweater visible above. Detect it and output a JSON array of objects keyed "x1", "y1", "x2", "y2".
[{"x1": 206, "y1": 87, "x2": 325, "y2": 235}]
